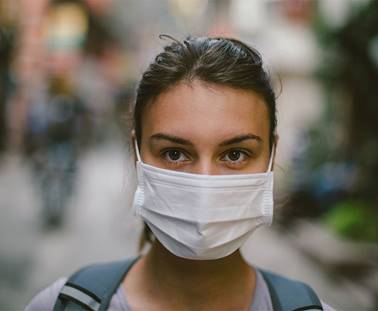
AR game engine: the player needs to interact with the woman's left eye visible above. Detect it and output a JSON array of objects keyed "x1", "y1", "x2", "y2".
[{"x1": 221, "y1": 150, "x2": 249, "y2": 163}]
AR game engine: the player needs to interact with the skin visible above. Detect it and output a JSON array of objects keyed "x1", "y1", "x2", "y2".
[{"x1": 123, "y1": 80, "x2": 275, "y2": 311}]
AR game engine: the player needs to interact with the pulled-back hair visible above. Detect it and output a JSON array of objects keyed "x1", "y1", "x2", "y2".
[
  {"x1": 134, "y1": 35, "x2": 277, "y2": 149},
  {"x1": 133, "y1": 36, "x2": 278, "y2": 248}
]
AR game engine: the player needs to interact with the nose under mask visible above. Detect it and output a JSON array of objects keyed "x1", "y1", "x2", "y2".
[{"x1": 132, "y1": 141, "x2": 274, "y2": 260}]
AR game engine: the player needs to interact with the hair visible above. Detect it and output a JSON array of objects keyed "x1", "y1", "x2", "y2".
[
  {"x1": 132, "y1": 35, "x2": 277, "y2": 248},
  {"x1": 133, "y1": 35, "x2": 277, "y2": 150}
]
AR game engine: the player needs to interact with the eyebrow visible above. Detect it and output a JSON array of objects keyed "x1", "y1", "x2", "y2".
[
  {"x1": 219, "y1": 134, "x2": 262, "y2": 146},
  {"x1": 150, "y1": 133, "x2": 194, "y2": 146},
  {"x1": 150, "y1": 133, "x2": 262, "y2": 146}
]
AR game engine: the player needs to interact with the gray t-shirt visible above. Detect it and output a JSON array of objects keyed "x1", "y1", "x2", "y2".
[{"x1": 25, "y1": 269, "x2": 334, "y2": 310}]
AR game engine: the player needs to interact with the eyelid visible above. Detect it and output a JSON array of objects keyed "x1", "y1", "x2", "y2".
[
  {"x1": 220, "y1": 148, "x2": 252, "y2": 159},
  {"x1": 161, "y1": 147, "x2": 191, "y2": 155}
]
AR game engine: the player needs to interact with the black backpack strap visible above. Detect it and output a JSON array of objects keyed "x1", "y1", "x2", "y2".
[
  {"x1": 258, "y1": 269, "x2": 323, "y2": 311},
  {"x1": 53, "y1": 257, "x2": 139, "y2": 311}
]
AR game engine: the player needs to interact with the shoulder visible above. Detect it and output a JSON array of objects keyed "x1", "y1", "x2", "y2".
[
  {"x1": 256, "y1": 269, "x2": 336, "y2": 311},
  {"x1": 25, "y1": 277, "x2": 130, "y2": 311},
  {"x1": 322, "y1": 300, "x2": 337, "y2": 311},
  {"x1": 25, "y1": 278, "x2": 67, "y2": 311}
]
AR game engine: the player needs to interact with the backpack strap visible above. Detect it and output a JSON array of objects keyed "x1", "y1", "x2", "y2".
[
  {"x1": 53, "y1": 257, "x2": 139, "y2": 311},
  {"x1": 258, "y1": 269, "x2": 323, "y2": 311}
]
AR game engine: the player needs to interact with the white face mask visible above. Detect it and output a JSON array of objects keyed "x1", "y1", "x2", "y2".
[{"x1": 132, "y1": 141, "x2": 274, "y2": 260}]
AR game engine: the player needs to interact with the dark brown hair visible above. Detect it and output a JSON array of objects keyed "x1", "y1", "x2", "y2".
[
  {"x1": 133, "y1": 35, "x2": 277, "y2": 248},
  {"x1": 134, "y1": 35, "x2": 277, "y2": 150}
]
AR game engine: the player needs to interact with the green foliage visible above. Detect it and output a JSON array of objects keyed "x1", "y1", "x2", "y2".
[
  {"x1": 324, "y1": 200, "x2": 378, "y2": 242},
  {"x1": 285, "y1": 1, "x2": 378, "y2": 243}
]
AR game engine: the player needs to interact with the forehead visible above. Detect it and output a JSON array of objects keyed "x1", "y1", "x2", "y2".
[{"x1": 142, "y1": 80, "x2": 270, "y2": 143}]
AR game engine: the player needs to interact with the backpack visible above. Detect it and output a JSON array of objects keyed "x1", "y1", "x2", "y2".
[{"x1": 53, "y1": 257, "x2": 323, "y2": 311}]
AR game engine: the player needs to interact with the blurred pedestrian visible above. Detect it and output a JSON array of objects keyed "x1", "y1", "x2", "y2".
[{"x1": 26, "y1": 74, "x2": 87, "y2": 226}]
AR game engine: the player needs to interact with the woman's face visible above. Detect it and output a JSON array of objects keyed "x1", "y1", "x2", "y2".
[{"x1": 139, "y1": 80, "x2": 272, "y2": 175}]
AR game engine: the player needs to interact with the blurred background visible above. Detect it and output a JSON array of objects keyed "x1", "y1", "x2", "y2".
[{"x1": 0, "y1": 0, "x2": 377, "y2": 310}]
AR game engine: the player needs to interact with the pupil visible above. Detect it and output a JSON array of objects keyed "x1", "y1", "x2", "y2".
[
  {"x1": 169, "y1": 150, "x2": 180, "y2": 161},
  {"x1": 229, "y1": 151, "x2": 240, "y2": 161}
]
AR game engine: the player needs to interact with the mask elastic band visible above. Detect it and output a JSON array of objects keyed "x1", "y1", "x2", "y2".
[
  {"x1": 134, "y1": 139, "x2": 142, "y2": 162},
  {"x1": 267, "y1": 144, "x2": 275, "y2": 172}
]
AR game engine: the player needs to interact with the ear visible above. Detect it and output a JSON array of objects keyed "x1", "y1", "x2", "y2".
[
  {"x1": 272, "y1": 134, "x2": 279, "y2": 169},
  {"x1": 274, "y1": 133, "x2": 279, "y2": 145},
  {"x1": 131, "y1": 129, "x2": 138, "y2": 162},
  {"x1": 131, "y1": 129, "x2": 136, "y2": 141}
]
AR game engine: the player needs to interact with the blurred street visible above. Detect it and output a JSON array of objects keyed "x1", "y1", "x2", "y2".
[
  {"x1": 0, "y1": 139, "x2": 374, "y2": 310},
  {"x1": 0, "y1": 139, "x2": 140, "y2": 310},
  {"x1": 1, "y1": 1, "x2": 377, "y2": 310}
]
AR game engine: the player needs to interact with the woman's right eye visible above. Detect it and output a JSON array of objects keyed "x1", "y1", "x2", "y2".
[{"x1": 162, "y1": 150, "x2": 189, "y2": 163}]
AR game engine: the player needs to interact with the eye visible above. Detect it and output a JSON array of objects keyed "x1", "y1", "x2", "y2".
[
  {"x1": 221, "y1": 150, "x2": 250, "y2": 165},
  {"x1": 162, "y1": 149, "x2": 189, "y2": 163}
]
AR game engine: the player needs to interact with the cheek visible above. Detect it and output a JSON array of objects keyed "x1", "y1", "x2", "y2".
[
  {"x1": 138, "y1": 142, "x2": 156, "y2": 165},
  {"x1": 139, "y1": 142, "x2": 169, "y2": 169},
  {"x1": 250, "y1": 156, "x2": 271, "y2": 173}
]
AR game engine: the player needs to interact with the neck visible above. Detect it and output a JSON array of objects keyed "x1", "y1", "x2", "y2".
[{"x1": 143, "y1": 241, "x2": 255, "y2": 308}]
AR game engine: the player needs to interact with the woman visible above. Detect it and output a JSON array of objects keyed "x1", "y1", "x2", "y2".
[{"x1": 26, "y1": 35, "x2": 334, "y2": 310}]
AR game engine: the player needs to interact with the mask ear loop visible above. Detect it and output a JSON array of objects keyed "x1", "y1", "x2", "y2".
[
  {"x1": 134, "y1": 139, "x2": 142, "y2": 162},
  {"x1": 267, "y1": 144, "x2": 275, "y2": 172}
]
